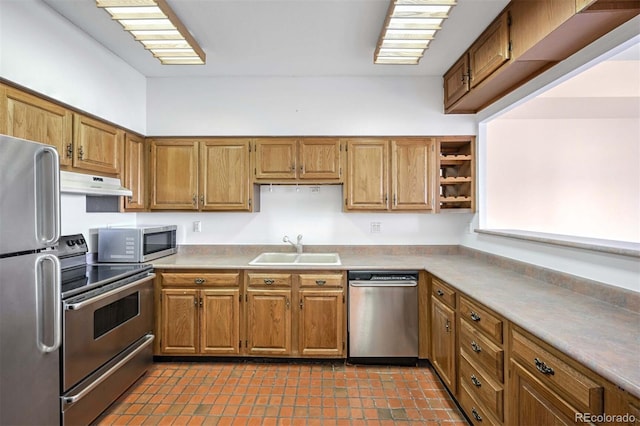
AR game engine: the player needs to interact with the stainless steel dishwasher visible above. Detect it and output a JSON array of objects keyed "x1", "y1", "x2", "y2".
[{"x1": 348, "y1": 271, "x2": 419, "y2": 360}]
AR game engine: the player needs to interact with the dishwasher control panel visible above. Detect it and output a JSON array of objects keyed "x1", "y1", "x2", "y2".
[{"x1": 348, "y1": 271, "x2": 419, "y2": 281}]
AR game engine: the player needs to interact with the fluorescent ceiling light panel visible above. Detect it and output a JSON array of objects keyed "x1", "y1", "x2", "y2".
[
  {"x1": 375, "y1": 0, "x2": 456, "y2": 65},
  {"x1": 96, "y1": 0, "x2": 205, "y2": 65}
]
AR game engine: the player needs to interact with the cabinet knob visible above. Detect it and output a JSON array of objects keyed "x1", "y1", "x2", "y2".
[
  {"x1": 471, "y1": 408, "x2": 482, "y2": 422},
  {"x1": 534, "y1": 357, "x2": 555, "y2": 375},
  {"x1": 315, "y1": 280, "x2": 326, "y2": 286},
  {"x1": 471, "y1": 341, "x2": 482, "y2": 353},
  {"x1": 66, "y1": 143, "x2": 73, "y2": 159},
  {"x1": 470, "y1": 311, "x2": 481, "y2": 322},
  {"x1": 470, "y1": 375, "x2": 482, "y2": 387},
  {"x1": 194, "y1": 278, "x2": 206, "y2": 284},
  {"x1": 200, "y1": 195, "x2": 204, "y2": 204},
  {"x1": 436, "y1": 289, "x2": 444, "y2": 297},
  {"x1": 192, "y1": 195, "x2": 197, "y2": 206},
  {"x1": 77, "y1": 146, "x2": 84, "y2": 160},
  {"x1": 263, "y1": 279, "x2": 274, "y2": 285}
]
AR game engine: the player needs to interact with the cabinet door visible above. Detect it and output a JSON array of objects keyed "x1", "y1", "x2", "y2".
[
  {"x1": 469, "y1": 11, "x2": 510, "y2": 88},
  {"x1": 299, "y1": 289, "x2": 344, "y2": 357},
  {"x1": 123, "y1": 133, "x2": 146, "y2": 211},
  {"x1": 149, "y1": 139, "x2": 199, "y2": 210},
  {"x1": 200, "y1": 139, "x2": 251, "y2": 211},
  {"x1": 345, "y1": 139, "x2": 389, "y2": 210},
  {"x1": 246, "y1": 289, "x2": 291, "y2": 356},
  {"x1": 73, "y1": 113, "x2": 121, "y2": 175},
  {"x1": 431, "y1": 296, "x2": 457, "y2": 394},
  {"x1": 443, "y1": 54, "x2": 470, "y2": 109},
  {"x1": 508, "y1": 359, "x2": 577, "y2": 425},
  {"x1": 298, "y1": 138, "x2": 341, "y2": 180},
  {"x1": 391, "y1": 139, "x2": 434, "y2": 211},
  {"x1": 254, "y1": 138, "x2": 297, "y2": 179},
  {"x1": 1, "y1": 85, "x2": 73, "y2": 166},
  {"x1": 161, "y1": 289, "x2": 199, "y2": 354},
  {"x1": 201, "y1": 288, "x2": 240, "y2": 355}
]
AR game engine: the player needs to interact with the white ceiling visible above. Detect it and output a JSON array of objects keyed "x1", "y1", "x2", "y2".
[{"x1": 41, "y1": 0, "x2": 510, "y2": 77}]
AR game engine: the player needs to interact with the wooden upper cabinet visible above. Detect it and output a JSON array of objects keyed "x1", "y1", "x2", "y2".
[
  {"x1": 254, "y1": 138, "x2": 297, "y2": 179},
  {"x1": 298, "y1": 138, "x2": 341, "y2": 180},
  {"x1": 200, "y1": 139, "x2": 252, "y2": 211},
  {"x1": 345, "y1": 139, "x2": 389, "y2": 210},
  {"x1": 149, "y1": 139, "x2": 199, "y2": 210},
  {"x1": 123, "y1": 133, "x2": 146, "y2": 211},
  {"x1": 0, "y1": 84, "x2": 73, "y2": 166},
  {"x1": 443, "y1": 55, "x2": 470, "y2": 109},
  {"x1": 254, "y1": 138, "x2": 342, "y2": 182},
  {"x1": 469, "y1": 11, "x2": 511, "y2": 88},
  {"x1": 509, "y1": 0, "x2": 576, "y2": 60},
  {"x1": 391, "y1": 139, "x2": 434, "y2": 211},
  {"x1": 73, "y1": 113, "x2": 122, "y2": 175}
]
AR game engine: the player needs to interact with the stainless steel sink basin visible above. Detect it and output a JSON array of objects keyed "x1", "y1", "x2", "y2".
[{"x1": 249, "y1": 252, "x2": 341, "y2": 266}]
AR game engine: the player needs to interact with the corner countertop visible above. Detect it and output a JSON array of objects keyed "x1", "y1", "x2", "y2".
[{"x1": 152, "y1": 251, "x2": 640, "y2": 398}]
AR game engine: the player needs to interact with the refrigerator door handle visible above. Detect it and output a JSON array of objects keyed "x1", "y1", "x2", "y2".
[
  {"x1": 36, "y1": 254, "x2": 61, "y2": 353},
  {"x1": 36, "y1": 146, "x2": 61, "y2": 246}
]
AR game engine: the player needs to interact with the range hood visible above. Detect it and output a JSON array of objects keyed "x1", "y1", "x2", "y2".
[{"x1": 60, "y1": 171, "x2": 132, "y2": 197}]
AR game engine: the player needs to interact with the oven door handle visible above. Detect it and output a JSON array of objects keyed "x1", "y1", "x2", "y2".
[
  {"x1": 64, "y1": 273, "x2": 156, "y2": 311},
  {"x1": 61, "y1": 334, "x2": 154, "y2": 406}
]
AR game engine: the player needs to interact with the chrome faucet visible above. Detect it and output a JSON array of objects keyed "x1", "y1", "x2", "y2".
[{"x1": 283, "y1": 234, "x2": 303, "y2": 254}]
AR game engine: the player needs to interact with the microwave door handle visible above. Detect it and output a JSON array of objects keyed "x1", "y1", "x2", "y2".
[
  {"x1": 36, "y1": 254, "x2": 61, "y2": 353},
  {"x1": 36, "y1": 146, "x2": 61, "y2": 245}
]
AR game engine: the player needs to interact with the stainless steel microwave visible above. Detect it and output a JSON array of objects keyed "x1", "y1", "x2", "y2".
[{"x1": 98, "y1": 225, "x2": 177, "y2": 263}]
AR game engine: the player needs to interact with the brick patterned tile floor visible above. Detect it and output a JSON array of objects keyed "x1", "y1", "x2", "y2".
[{"x1": 93, "y1": 362, "x2": 468, "y2": 425}]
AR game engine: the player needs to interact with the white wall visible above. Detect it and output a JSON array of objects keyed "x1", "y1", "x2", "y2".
[
  {"x1": 0, "y1": 0, "x2": 147, "y2": 134},
  {"x1": 146, "y1": 76, "x2": 476, "y2": 136},
  {"x1": 138, "y1": 185, "x2": 473, "y2": 246},
  {"x1": 485, "y1": 118, "x2": 640, "y2": 242},
  {"x1": 61, "y1": 194, "x2": 135, "y2": 253}
]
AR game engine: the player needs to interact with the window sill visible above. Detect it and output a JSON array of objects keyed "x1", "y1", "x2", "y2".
[{"x1": 475, "y1": 229, "x2": 640, "y2": 258}]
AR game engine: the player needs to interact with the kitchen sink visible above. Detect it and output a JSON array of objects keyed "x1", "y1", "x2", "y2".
[{"x1": 249, "y1": 252, "x2": 341, "y2": 266}]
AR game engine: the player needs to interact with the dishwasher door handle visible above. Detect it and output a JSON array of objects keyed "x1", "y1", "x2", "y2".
[{"x1": 349, "y1": 280, "x2": 417, "y2": 287}]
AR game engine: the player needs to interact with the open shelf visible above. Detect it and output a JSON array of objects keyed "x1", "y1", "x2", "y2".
[{"x1": 437, "y1": 136, "x2": 475, "y2": 212}]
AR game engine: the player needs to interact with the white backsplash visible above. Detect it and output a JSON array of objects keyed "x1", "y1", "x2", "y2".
[{"x1": 137, "y1": 185, "x2": 473, "y2": 246}]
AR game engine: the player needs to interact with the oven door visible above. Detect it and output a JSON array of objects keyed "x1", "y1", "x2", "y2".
[{"x1": 62, "y1": 273, "x2": 155, "y2": 392}]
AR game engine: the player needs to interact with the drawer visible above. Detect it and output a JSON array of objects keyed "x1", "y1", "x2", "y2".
[
  {"x1": 459, "y1": 352, "x2": 504, "y2": 421},
  {"x1": 299, "y1": 274, "x2": 343, "y2": 288},
  {"x1": 162, "y1": 272, "x2": 239, "y2": 287},
  {"x1": 459, "y1": 296, "x2": 503, "y2": 344},
  {"x1": 248, "y1": 273, "x2": 292, "y2": 287},
  {"x1": 432, "y1": 278, "x2": 456, "y2": 308},
  {"x1": 458, "y1": 381, "x2": 500, "y2": 426},
  {"x1": 460, "y1": 320, "x2": 504, "y2": 382},
  {"x1": 510, "y1": 328, "x2": 603, "y2": 414}
]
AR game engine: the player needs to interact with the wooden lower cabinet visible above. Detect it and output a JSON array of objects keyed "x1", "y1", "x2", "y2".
[
  {"x1": 431, "y1": 295, "x2": 457, "y2": 394},
  {"x1": 157, "y1": 271, "x2": 241, "y2": 356},
  {"x1": 298, "y1": 289, "x2": 344, "y2": 357},
  {"x1": 246, "y1": 288, "x2": 292, "y2": 356}
]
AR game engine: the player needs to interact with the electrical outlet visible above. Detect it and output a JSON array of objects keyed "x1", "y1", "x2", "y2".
[
  {"x1": 468, "y1": 222, "x2": 474, "y2": 234},
  {"x1": 193, "y1": 221, "x2": 202, "y2": 232},
  {"x1": 310, "y1": 186, "x2": 320, "y2": 193},
  {"x1": 370, "y1": 222, "x2": 382, "y2": 233}
]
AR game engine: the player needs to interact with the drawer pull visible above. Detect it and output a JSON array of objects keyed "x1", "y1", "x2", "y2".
[
  {"x1": 534, "y1": 357, "x2": 555, "y2": 375},
  {"x1": 194, "y1": 278, "x2": 205, "y2": 284},
  {"x1": 264, "y1": 279, "x2": 274, "y2": 285},
  {"x1": 436, "y1": 289, "x2": 444, "y2": 296},
  {"x1": 315, "y1": 280, "x2": 326, "y2": 286},
  {"x1": 471, "y1": 408, "x2": 482, "y2": 422},
  {"x1": 470, "y1": 311, "x2": 481, "y2": 322},
  {"x1": 471, "y1": 341, "x2": 482, "y2": 353},
  {"x1": 470, "y1": 375, "x2": 482, "y2": 387}
]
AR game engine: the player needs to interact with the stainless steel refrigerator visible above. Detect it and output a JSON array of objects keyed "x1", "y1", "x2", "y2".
[{"x1": 0, "y1": 135, "x2": 62, "y2": 425}]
